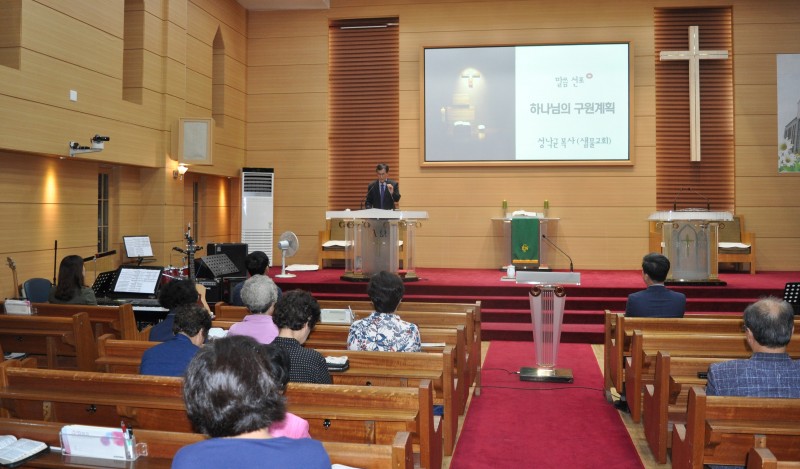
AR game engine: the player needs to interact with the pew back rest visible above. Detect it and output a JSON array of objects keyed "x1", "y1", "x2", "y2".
[
  {"x1": 0, "y1": 312, "x2": 97, "y2": 371},
  {"x1": 672, "y1": 386, "x2": 800, "y2": 469},
  {"x1": 31, "y1": 303, "x2": 142, "y2": 340},
  {"x1": 96, "y1": 334, "x2": 157, "y2": 373}
]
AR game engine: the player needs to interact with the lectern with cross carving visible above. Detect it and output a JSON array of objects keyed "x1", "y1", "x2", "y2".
[{"x1": 659, "y1": 26, "x2": 729, "y2": 162}]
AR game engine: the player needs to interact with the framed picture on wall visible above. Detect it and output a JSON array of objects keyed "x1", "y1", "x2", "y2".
[{"x1": 174, "y1": 117, "x2": 214, "y2": 165}]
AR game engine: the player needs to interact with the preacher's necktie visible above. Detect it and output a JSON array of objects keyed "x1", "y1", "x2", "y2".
[{"x1": 380, "y1": 183, "x2": 385, "y2": 208}]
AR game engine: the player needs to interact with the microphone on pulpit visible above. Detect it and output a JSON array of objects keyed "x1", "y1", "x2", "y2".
[
  {"x1": 364, "y1": 181, "x2": 377, "y2": 209},
  {"x1": 685, "y1": 187, "x2": 711, "y2": 211},
  {"x1": 541, "y1": 234, "x2": 574, "y2": 272},
  {"x1": 672, "y1": 187, "x2": 685, "y2": 211}
]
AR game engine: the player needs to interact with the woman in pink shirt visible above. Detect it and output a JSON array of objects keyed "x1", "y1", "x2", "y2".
[{"x1": 265, "y1": 344, "x2": 311, "y2": 439}]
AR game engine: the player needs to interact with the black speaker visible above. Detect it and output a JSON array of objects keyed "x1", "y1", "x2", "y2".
[{"x1": 206, "y1": 243, "x2": 248, "y2": 278}]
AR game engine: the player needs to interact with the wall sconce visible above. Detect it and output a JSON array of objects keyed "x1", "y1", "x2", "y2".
[{"x1": 173, "y1": 163, "x2": 188, "y2": 180}]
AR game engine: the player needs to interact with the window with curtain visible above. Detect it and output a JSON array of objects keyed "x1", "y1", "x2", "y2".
[
  {"x1": 328, "y1": 17, "x2": 399, "y2": 210},
  {"x1": 654, "y1": 7, "x2": 734, "y2": 211}
]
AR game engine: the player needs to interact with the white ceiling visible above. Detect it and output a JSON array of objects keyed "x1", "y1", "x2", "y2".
[{"x1": 236, "y1": 0, "x2": 330, "y2": 10}]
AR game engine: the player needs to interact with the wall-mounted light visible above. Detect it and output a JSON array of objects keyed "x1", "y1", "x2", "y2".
[{"x1": 173, "y1": 163, "x2": 188, "y2": 180}]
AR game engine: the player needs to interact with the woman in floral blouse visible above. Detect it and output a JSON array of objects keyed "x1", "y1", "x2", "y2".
[{"x1": 347, "y1": 271, "x2": 421, "y2": 352}]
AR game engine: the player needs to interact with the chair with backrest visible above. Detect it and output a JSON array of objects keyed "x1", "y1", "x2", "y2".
[
  {"x1": 318, "y1": 220, "x2": 347, "y2": 269},
  {"x1": 717, "y1": 215, "x2": 756, "y2": 274},
  {"x1": 22, "y1": 278, "x2": 52, "y2": 303}
]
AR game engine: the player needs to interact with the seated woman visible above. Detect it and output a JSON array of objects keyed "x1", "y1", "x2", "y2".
[
  {"x1": 48, "y1": 255, "x2": 97, "y2": 305},
  {"x1": 265, "y1": 344, "x2": 311, "y2": 438},
  {"x1": 271, "y1": 290, "x2": 332, "y2": 384},
  {"x1": 139, "y1": 304, "x2": 211, "y2": 377},
  {"x1": 173, "y1": 335, "x2": 330, "y2": 468},
  {"x1": 347, "y1": 271, "x2": 421, "y2": 352},
  {"x1": 228, "y1": 275, "x2": 280, "y2": 344},
  {"x1": 148, "y1": 279, "x2": 200, "y2": 342}
]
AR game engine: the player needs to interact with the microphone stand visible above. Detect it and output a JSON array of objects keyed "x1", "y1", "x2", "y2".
[{"x1": 541, "y1": 234, "x2": 573, "y2": 272}]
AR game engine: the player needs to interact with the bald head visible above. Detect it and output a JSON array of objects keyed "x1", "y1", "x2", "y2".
[{"x1": 743, "y1": 297, "x2": 795, "y2": 349}]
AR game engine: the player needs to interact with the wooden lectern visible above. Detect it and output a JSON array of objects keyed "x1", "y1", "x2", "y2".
[
  {"x1": 326, "y1": 209, "x2": 428, "y2": 282},
  {"x1": 648, "y1": 211, "x2": 732, "y2": 284}
]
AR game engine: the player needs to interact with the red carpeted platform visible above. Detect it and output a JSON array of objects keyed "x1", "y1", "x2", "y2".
[
  {"x1": 450, "y1": 341, "x2": 643, "y2": 468},
  {"x1": 271, "y1": 267, "x2": 800, "y2": 343}
]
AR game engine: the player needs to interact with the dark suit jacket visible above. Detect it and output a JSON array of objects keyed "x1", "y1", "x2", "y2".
[
  {"x1": 624, "y1": 284, "x2": 686, "y2": 317},
  {"x1": 364, "y1": 178, "x2": 400, "y2": 210}
]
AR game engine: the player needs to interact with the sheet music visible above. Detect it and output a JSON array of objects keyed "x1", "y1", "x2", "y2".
[
  {"x1": 123, "y1": 236, "x2": 154, "y2": 258},
  {"x1": 114, "y1": 268, "x2": 161, "y2": 295}
]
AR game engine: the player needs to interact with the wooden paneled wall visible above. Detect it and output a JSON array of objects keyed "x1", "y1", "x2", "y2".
[
  {"x1": 1, "y1": 0, "x2": 798, "y2": 277},
  {"x1": 246, "y1": 0, "x2": 800, "y2": 270},
  {"x1": 0, "y1": 0, "x2": 244, "y2": 297}
]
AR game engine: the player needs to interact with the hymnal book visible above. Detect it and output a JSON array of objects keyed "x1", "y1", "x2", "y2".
[{"x1": 0, "y1": 435, "x2": 48, "y2": 468}]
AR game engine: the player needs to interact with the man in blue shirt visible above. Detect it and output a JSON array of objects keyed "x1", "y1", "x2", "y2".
[{"x1": 140, "y1": 303, "x2": 211, "y2": 377}]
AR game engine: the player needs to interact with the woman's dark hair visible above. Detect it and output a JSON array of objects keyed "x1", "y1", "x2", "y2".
[
  {"x1": 367, "y1": 271, "x2": 404, "y2": 313},
  {"x1": 54, "y1": 255, "x2": 87, "y2": 301},
  {"x1": 183, "y1": 335, "x2": 285, "y2": 438},
  {"x1": 272, "y1": 289, "x2": 321, "y2": 331},
  {"x1": 264, "y1": 344, "x2": 291, "y2": 392},
  {"x1": 158, "y1": 279, "x2": 199, "y2": 309}
]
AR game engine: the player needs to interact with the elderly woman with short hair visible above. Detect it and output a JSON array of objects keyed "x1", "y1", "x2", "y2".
[
  {"x1": 228, "y1": 274, "x2": 280, "y2": 344},
  {"x1": 172, "y1": 335, "x2": 330, "y2": 468}
]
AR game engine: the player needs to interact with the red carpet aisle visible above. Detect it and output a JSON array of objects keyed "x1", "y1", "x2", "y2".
[{"x1": 450, "y1": 342, "x2": 642, "y2": 468}]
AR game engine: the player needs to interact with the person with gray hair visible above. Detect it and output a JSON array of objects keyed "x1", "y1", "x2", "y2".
[
  {"x1": 707, "y1": 296, "x2": 800, "y2": 398},
  {"x1": 704, "y1": 297, "x2": 800, "y2": 469},
  {"x1": 227, "y1": 274, "x2": 280, "y2": 344}
]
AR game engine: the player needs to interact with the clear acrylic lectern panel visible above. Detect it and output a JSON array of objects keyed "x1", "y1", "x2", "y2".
[
  {"x1": 648, "y1": 211, "x2": 731, "y2": 282},
  {"x1": 326, "y1": 209, "x2": 428, "y2": 281},
  {"x1": 515, "y1": 271, "x2": 580, "y2": 382}
]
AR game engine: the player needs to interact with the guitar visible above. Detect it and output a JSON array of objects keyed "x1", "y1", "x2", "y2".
[
  {"x1": 6, "y1": 257, "x2": 19, "y2": 299},
  {"x1": 182, "y1": 225, "x2": 211, "y2": 313}
]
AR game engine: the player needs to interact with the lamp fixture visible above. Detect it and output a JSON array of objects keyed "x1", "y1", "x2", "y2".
[{"x1": 173, "y1": 163, "x2": 189, "y2": 180}]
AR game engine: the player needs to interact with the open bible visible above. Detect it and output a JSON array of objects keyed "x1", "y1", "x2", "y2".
[{"x1": 0, "y1": 435, "x2": 48, "y2": 467}]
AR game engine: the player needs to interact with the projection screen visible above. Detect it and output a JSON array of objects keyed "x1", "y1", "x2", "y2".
[{"x1": 422, "y1": 43, "x2": 633, "y2": 166}]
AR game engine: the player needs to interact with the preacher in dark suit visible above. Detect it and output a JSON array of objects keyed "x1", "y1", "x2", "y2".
[
  {"x1": 625, "y1": 253, "x2": 686, "y2": 318},
  {"x1": 364, "y1": 163, "x2": 401, "y2": 210}
]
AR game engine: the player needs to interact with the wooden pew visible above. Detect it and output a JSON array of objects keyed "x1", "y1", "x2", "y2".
[
  {"x1": 624, "y1": 331, "x2": 800, "y2": 423},
  {"x1": 317, "y1": 298, "x2": 482, "y2": 391},
  {"x1": 95, "y1": 333, "x2": 459, "y2": 458},
  {"x1": 602, "y1": 310, "x2": 749, "y2": 400},
  {"x1": 0, "y1": 312, "x2": 97, "y2": 371},
  {"x1": 0, "y1": 361, "x2": 441, "y2": 469},
  {"x1": 671, "y1": 386, "x2": 800, "y2": 469},
  {"x1": 216, "y1": 299, "x2": 482, "y2": 393},
  {"x1": 748, "y1": 446, "x2": 800, "y2": 469},
  {"x1": 29, "y1": 302, "x2": 144, "y2": 341},
  {"x1": 305, "y1": 323, "x2": 469, "y2": 414},
  {"x1": 319, "y1": 347, "x2": 457, "y2": 457},
  {"x1": 287, "y1": 380, "x2": 441, "y2": 469},
  {"x1": 0, "y1": 417, "x2": 414, "y2": 469},
  {"x1": 642, "y1": 351, "x2": 730, "y2": 463}
]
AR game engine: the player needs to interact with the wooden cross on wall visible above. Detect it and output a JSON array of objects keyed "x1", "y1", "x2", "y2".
[{"x1": 659, "y1": 26, "x2": 729, "y2": 162}]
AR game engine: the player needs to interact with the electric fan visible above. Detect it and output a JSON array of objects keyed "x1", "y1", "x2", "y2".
[{"x1": 275, "y1": 231, "x2": 299, "y2": 278}]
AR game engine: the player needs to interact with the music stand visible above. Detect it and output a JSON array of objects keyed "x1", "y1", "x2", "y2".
[
  {"x1": 197, "y1": 254, "x2": 239, "y2": 279},
  {"x1": 783, "y1": 282, "x2": 800, "y2": 315}
]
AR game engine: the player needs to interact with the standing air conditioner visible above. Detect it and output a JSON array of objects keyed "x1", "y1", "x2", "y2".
[{"x1": 241, "y1": 167, "x2": 274, "y2": 255}]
